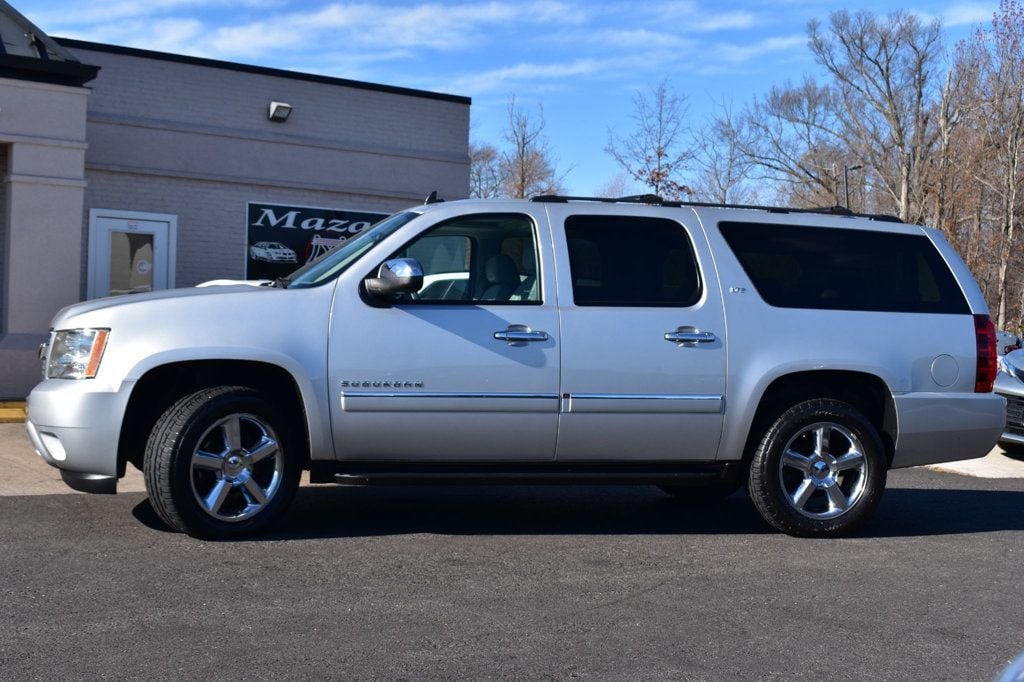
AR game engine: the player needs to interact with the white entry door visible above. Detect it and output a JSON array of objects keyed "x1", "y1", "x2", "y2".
[{"x1": 88, "y1": 209, "x2": 176, "y2": 299}]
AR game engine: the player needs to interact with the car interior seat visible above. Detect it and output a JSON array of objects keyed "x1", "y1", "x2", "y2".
[{"x1": 481, "y1": 254, "x2": 520, "y2": 301}]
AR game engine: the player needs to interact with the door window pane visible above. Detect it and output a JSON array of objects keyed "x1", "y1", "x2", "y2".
[
  {"x1": 565, "y1": 215, "x2": 702, "y2": 307},
  {"x1": 108, "y1": 231, "x2": 154, "y2": 295},
  {"x1": 391, "y1": 214, "x2": 540, "y2": 303}
]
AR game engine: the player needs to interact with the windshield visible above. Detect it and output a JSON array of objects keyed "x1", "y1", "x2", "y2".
[{"x1": 285, "y1": 211, "x2": 420, "y2": 289}]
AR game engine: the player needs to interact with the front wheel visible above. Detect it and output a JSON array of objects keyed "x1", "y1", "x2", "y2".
[
  {"x1": 748, "y1": 399, "x2": 887, "y2": 538},
  {"x1": 144, "y1": 386, "x2": 300, "y2": 539}
]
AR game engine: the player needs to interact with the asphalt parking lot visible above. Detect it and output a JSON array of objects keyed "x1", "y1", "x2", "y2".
[{"x1": 2, "y1": 424, "x2": 1024, "y2": 680}]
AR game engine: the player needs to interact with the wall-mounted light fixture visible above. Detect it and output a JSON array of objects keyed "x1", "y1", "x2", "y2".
[{"x1": 268, "y1": 101, "x2": 293, "y2": 122}]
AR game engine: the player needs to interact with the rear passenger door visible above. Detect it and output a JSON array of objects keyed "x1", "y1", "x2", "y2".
[{"x1": 548, "y1": 205, "x2": 727, "y2": 461}]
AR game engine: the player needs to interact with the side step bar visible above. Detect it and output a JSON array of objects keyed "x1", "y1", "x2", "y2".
[{"x1": 309, "y1": 461, "x2": 741, "y2": 487}]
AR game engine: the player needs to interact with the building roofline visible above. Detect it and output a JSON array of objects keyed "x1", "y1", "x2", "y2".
[{"x1": 54, "y1": 37, "x2": 471, "y2": 106}]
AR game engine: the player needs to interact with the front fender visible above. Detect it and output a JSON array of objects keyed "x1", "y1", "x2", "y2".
[{"x1": 122, "y1": 347, "x2": 331, "y2": 461}]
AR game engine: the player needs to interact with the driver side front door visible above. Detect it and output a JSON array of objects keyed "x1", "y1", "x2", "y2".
[{"x1": 328, "y1": 209, "x2": 560, "y2": 461}]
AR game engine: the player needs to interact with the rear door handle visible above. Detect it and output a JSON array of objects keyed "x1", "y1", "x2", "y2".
[
  {"x1": 665, "y1": 328, "x2": 716, "y2": 345},
  {"x1": 494, "y1": 324, "x2": 549, "y2": 344}
]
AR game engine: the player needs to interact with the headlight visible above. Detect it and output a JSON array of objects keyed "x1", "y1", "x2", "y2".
[{"x1": 47, "y1": 329, "x2": 109, "y2": 380}]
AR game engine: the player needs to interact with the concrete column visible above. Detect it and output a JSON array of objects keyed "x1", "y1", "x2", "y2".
[{"x1": 0, "y1": 78, "x2": 90, "y2": 398}]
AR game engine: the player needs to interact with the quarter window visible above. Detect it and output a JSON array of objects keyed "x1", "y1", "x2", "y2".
[
  {"x1": 719, "y1": 221, "x2": 970, "y2": 314},
  {"x1": 565, "y1": 215, "x2": 702, "y2": 307}
]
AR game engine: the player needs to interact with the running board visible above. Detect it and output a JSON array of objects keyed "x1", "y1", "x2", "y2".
[{"x1": 310, "y1": 461, "x2": 741, "y2": 487}]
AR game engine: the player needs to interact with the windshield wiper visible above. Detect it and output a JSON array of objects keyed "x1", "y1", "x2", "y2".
[{"x1": 260, "y1": 277, "x2": 291, "y2": 289}]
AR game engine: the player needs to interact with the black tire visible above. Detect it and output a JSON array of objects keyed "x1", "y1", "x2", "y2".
[
  {"x1": 143, "y1": 386, "x2": 300, "y2": 539},
  {"x1": 747, "y1": 399, "x2": 886, "y2": 538},
  {"x1": 1000, "y1": 442, "x2": 1024, "y2": 460},
  {"x1": 658, "y1": 482, "x2": 742, "y2": 503}
]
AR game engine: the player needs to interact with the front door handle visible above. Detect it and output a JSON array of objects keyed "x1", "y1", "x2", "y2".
[
  {"x1": 495, "y1": 324, "x2": 549, "y2": 345},
  {"x1": 665, "y1": 327, "x2": 716, "y2": 345}
]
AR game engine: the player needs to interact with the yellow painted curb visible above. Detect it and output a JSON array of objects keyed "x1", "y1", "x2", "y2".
[{"x1": 0, "y1": 402, "x2": 26, "y2": 423}]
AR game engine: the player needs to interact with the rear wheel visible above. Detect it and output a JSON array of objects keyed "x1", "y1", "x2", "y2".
[
  {"x1": 748, "y1": 399, "x2": 886, "y2": 537},
  {"x1": 143, "y1": 386, "x2": 300, "y2": 539}
]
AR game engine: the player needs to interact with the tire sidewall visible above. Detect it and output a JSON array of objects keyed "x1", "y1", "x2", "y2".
[
  {"x1": 750, "y1": 399, "x2": 887, "y2": 537},
  {"x1": 165, "y1": 390, "x2": 299, "y2": 539}
]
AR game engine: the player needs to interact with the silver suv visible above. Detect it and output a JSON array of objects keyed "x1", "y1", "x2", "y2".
[{"x1": 27, "y1": 197, "x2": 1006, "y2": 538}]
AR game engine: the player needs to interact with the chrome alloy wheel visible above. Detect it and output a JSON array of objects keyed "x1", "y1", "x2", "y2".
[
  {"x1": 189, "y1": 413, "x2": 284, "y2": 522},
  {"x1": 778, "y1": 422, "x2": 868, "y2": 520}
]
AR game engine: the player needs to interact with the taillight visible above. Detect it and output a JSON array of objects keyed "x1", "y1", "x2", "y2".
[{"x1": 974, "y1": 314, "x2": 997, "y2": 392}]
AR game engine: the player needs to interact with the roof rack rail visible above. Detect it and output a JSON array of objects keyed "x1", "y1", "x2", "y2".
[{"x1": 529, "y1": 194, "x2": 903, "y2": 223}]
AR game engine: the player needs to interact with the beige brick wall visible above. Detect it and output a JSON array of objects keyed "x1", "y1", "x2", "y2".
[
  {"x1": 0, "y1": 145, "x2": 7, "y2": 332},
  {"x1": 67, "y1": 43, "x2": 471, "y2": 293}
]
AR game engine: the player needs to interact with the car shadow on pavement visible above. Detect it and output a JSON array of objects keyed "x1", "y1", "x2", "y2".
[
  {"x1": 1002, "y1": 446, "x2": 1024, "y2": 463},
  {"x1": 131, "y1": 484, "x2": 1024, "y2": 540}
]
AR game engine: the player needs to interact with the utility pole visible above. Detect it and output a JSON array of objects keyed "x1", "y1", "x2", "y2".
[{"x1": 844, "y1": 164, "x2": 863, "y2": 210}]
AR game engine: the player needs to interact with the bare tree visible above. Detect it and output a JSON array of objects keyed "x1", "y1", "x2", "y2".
[
  {"x1": 595, "y1": 172, "x2": 635, "y2": 198},
  {"x1": 605, "y1": 79, "x2": 694, "y2": 199},
  {"x1": 500, "y1": 96, "x2": 565, "y2": 198},
  {"x1": 960, "y1": 0, "x2": 1024, "y2": 328},
  {"x1": 808, "y1": 10, "x2": 944, "y2": 222},
  {"x1": 735, "y1": 78, "x2": 846, "y2": 207},
  {"x1": 691, "y1": 102, "x2": 757, "y2": 204},
  {"x1": 922, "y1": 62, "x2": 969, "y2": 238},
  {"x1": 469, "y1": 141, "x2": 502, "y2": 198}
]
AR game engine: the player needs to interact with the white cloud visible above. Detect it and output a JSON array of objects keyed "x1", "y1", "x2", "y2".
[
  {"x1": 197, "y1": 2, "x2": 586, "y2": 59},
  {"x1": 693, "y1": 11, "x2": 759, "y2": 31},
  {"x1": 647, "y1": 1, "x2": 761, "y2": 32},
  {"x1": 443, "y1": 49, "x2": 688, "y2": 94},
  {"x1": 448, "y1": 59, "x2": 607, "y2": 94},
  {"x1": 280, "y1": 48, "x2": 416, "y2": 82},
  {"x1": 26, "y1": 0, "x2": 282, "y2": 28},
  {"x1": 712, "y1": 34, "x2": 805, "y2": 64},
  {"x1": 943, "y1": 3, "x2": 994, "y2": 27},
  {"x1": 553, "y1": 27, "x2": 694, "y2": 50},
  {"x1": 47, "y1": 17, "x2": 209, "y2": 56},
  {"x1": 911, "y1": 3, "x2": 995, "y2": 28}
]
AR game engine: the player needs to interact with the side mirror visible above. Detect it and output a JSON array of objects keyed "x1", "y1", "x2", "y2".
[{"x1": 364, "y1": 258, "x2": 424, "y2": 300}]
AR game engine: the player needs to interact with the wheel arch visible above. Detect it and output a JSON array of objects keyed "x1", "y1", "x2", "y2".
[
  {"x1": 738, "y1": 370, "x2": 897, "y2": 468},
  {"x1": 117, "y1": 359, "x2": 314, "y2": 476}
]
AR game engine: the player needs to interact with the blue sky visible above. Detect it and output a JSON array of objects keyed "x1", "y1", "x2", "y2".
[{"x1": 23, "y1": 1, "x2": 997, "y2": 195}]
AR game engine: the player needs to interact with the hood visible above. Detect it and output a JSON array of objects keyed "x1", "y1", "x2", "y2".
[
  {"x1": 1000, "y1": 348, "x2": 1024, "y2": 382},
  {"x1": 51, "y1": 284, "x2": 273, "y2": 328},
  {"x1": 196, "y1": 279, "x2": 270, "y2": 288}
]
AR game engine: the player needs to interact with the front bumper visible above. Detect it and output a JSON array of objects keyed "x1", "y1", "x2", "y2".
[
  {"x1": 25, "y1": 378, "x2": 132, "y2": 493},
  {"x1": 994, "y1": 373, "x2": 1024, "y2": 446},
  {"x1": 891, "y1": 392, "x2": 1005, "y2": 468}
]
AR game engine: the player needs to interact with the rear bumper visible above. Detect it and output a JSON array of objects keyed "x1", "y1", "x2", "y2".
[{"x1": 890, "y1": 392, "x2": 1005, "y2": 469}]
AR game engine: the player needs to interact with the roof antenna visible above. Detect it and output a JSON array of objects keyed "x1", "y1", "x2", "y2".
[{"x1": 424, "y1": 190, "x2": 444, "y2": 205}]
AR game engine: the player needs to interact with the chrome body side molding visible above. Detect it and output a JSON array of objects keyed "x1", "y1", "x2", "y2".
[{"x1": 341, "y1": 391, "x2": 723, "y2": 414}]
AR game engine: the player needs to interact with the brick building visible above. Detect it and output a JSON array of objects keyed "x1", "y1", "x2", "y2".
[{"x1": 0, "y1": 1, "x2": 471, "y2": 397}]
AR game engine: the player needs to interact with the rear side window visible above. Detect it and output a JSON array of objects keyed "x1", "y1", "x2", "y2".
[
  {"x1": 719, "y1": 222, "x2": 969, "y2": 314},
  {"x1": 565, "y1": 215, "x2": 702, "y2": 307}
]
